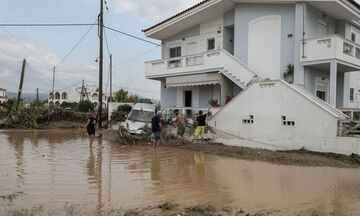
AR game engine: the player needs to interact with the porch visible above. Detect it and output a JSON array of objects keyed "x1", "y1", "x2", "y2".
[
  {"x1": 301, "y1": 34, "x2": 360, "y2": 107},
  {"x1": 158, "y1": 72, "x2": 241, "y2": 109}
]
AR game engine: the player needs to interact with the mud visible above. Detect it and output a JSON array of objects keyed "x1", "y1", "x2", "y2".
[
  {"x1": 2, "y1": 129, "x2": 360, "y2": 216},
  {"x1": 115, "y1": 138, "x2": 360, "y2": 168}
]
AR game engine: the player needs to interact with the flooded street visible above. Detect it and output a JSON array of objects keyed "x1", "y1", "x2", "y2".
[{"x1": 1, "y1": 130, "x2": 360, "y2": 215}]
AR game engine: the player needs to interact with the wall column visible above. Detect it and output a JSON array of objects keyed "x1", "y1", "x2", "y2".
[
  {"x1": 294, "y1": 2, "x2": 306, "y2": 85},
  {"x1": 330, "y1": 60, "x2": 338, "y2": 107}
]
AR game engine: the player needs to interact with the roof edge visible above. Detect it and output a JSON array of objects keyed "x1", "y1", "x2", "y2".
[
  {"x1": 142, "y1": 0, "x2": 360, "y2": 34},
  {"x1": 142, "y1": 0, "x2": 210, "y2": 33}
]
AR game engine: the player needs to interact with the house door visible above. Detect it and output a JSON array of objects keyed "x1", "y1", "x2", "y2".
[{"x1": 184, "y1": 91, "x2": 192, "y2": 107}]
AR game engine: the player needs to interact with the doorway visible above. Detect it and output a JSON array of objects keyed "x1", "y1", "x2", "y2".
[
  {"x1": 315, "y1": 77, "x2": 330, "y2": 102},
  {"x1": 184, "y1": 91, "x2": 192, "y2": 107}
]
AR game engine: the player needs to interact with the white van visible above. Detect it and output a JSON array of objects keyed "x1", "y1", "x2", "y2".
[{"x1": 123, "y1": 103, "x2": 157, "y2": 134}]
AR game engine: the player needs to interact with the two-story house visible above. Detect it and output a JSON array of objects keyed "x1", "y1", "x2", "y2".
[
  {"x1": 143, "y1": 0, "x2": 360, "y2": 109},
  {"x1": 48, "y1": 87, "x2": 107, "y2": 108}
]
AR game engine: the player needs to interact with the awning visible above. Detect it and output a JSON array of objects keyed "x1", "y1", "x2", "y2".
[{"x1": 166, "y1": 73, "x2": 222, "y2": 88}]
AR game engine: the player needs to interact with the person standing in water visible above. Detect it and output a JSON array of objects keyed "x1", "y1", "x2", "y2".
[
  {"x1": 151, "y1": 111, "x2": 164, "y2": 148},
  {"x1": 85, "y1": 113, "x2": 102, "y2": 146}
]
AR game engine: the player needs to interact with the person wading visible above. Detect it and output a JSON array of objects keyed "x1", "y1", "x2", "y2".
[
  {"x1": 151, "y1": 111, "x2": 164, "y2": 148},
  {"x1": 85, "y1": 113, "x2": 102, "y2": 146},
  {"x1": 171, "y1": 109, "x2": 187, "y2": 146},
  {"x1": 193, "y1": 107, "x2": 210, "y2": 144}
]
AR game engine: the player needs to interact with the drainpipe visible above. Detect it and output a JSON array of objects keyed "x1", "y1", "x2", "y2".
[{"x1": 302, "y1": 0, "x2": 306, "y2": 58}]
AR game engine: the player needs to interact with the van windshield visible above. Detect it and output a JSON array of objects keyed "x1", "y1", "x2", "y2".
[{"x1": 127, "y1": 110, "x2": 154, "y2": 123}]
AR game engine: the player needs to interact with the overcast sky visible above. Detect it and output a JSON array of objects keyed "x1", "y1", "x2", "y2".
[{"x1": 0, "y1": 0, "x2": 200, "y2": 99}]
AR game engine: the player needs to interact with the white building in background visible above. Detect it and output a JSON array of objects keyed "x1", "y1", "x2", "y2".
[
  {"x1": 142, "y1": 0, "x2": 360, "y2": 155},
  {"x1": 0, "y1": 88, "x2": 7, "y2": 103},
  {"x1": 48, "y1": 87, "x2": 107, "y2": 108}
]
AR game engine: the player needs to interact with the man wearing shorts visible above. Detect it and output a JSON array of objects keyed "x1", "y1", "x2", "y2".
[
  {"x1": 194, "y1": 107, "x2": 210, "y2": 144},
  {"x1": 172, "y1": 109, "x2": 186, "y2": 146},
  {"x1": 85, "y1": 113, "x2": 102, "y2": 146},
  {"x1": 151, "y1": 111, "x2": 164, "y2": 148}
]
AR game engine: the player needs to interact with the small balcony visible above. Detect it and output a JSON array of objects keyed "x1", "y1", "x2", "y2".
[
  {"x1": 301, "y1": 34, "x2": 360, "y2": 67},
  {"x1": 145, "y1": 49, "x2": 256, "y2": 87},
  {"x1": 145, "y1": 50, "x2": 223, "y2": 78}
]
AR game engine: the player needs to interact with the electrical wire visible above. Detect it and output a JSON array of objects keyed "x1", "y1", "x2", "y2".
[
  {"x1": 0, "y1": 23, "x2": 97, "y2": 27},
  {"x1": 55, "y1": 21, "x2": 97, "y2": 69},
  {"x1": 112, "y1": 45, "x2": 160, "y2": 68},
  {"x1": 103, "y1": 25, "x2": 160, "y2": 46}
]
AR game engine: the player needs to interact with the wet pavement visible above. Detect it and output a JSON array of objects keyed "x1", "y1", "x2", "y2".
[{"x1": 1, "y1": 129, "x2": 360, "y2": 215}]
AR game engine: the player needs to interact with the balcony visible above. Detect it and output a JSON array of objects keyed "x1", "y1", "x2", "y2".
[
  {"x1": 145, "y1": 49, "x2": 256, "y2": 87},
  {"x1": 301, "y1": 34, "x2": 360, "y2": 67}
]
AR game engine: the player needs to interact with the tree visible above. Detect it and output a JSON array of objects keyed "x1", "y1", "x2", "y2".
[
  {"x1": 114, "y1": 88, "x2": 139, "y2": 103},
  {"x1": 117, "y1": 104, "x2": 132, "y2": 113},
  {"x1": 114, "y1": 89, "x2": 128, "y2": 102},
  {"x1": 78, "y1": 100, "x2": 95, "y2": 112}
]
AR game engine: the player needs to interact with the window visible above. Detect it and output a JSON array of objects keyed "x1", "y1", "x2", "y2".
[
  {"x1": 128, "y1": 110, "x2": 154, "y2": 123},
  {"x1": 350, "y1": 88, "x2": 354, "y2": 101},
  {"x1": 207, "y1": 38, "x2": 215, "y2": 50},
  {"x1": 343, "y1": 42, "x2": 354, "y2": 56},
  {"x1": 356, "y1": 48, "x2": 360, "y2": 59},
  {"x1": 316, "y1": 91, "x2": 326, "y2": 101},
  {"x1": 169, "y1": 46, "x2": 181, "y2": 58},
  {"x1": 352, "y1": 33, "x2": 357, "y2": 42}
]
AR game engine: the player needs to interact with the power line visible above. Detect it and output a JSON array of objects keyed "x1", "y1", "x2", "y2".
[
  {"x1": 103, "y1": 25, "x2": 160, "y2": 46},
  {"x1": 55, "y1": 22, "x2": 97, "y2": 68},
  {"x1": 0, "y1": 23, "x2": 97, "y2": 27},
  {"x1": 104, "y1": 28, "x2": 111, "y2": 56}
]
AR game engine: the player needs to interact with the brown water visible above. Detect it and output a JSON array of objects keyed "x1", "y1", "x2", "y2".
[{"x1": 1, "y1": 130, "x2": 360, "y2": 215}]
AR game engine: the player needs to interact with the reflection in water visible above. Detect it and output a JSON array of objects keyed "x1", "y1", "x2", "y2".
[{"x1": 1, "y1": 130, "x2": 360, "y2": 215}]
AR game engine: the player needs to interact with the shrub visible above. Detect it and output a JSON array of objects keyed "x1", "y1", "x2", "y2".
[
  {"x1": 117, "y1": 104, "x2": 133, "y2": 113},
  {"x1": 78, "y1": 100, "x2": 95, "y2": 112},
  {"x1": 61, "y1": 101, "x2": 79, "y2": 110}
]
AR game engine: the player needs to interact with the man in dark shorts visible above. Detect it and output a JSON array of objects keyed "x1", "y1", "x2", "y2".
[
  {"x1": 193, "y1": 107, "x2": 210, "y2": 144},
  {"x1": 171, "y1": 109, "x2": 186, "y2": 146},
  {"x1": 152, "y1": 111, "x2": 164, "y2": 148},
  {"x1": 85, "y1": 113, "x2": 101, "y2": 146}
]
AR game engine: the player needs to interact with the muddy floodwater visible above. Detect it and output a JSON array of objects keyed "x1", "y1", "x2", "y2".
[{"x1": 1, "y1": 130, "x2": 360, "y2": 215}]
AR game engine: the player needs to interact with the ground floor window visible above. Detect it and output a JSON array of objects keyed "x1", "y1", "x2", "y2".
[
  {"x1": 350, "y1": 88, "x2": 354, "y2": 101},
  {"x1": 316, "y1": 91, "x2": 326, "y2": 101}
]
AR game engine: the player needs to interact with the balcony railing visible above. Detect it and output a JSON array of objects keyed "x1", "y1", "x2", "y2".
[
  {"x1": 301, "y1": 34, "x2": 360, "y2": 66},
  {"x1": 145, "y1": 49, "x2": 256, "y2": 85}
]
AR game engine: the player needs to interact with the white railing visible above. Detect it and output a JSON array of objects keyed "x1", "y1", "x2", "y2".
[
  {"x1": 301, "y1": 34, "x2": 360, "y2": 66},
  {"x1": 145, "y1": 49, "x2": 256, "y2": 85}
]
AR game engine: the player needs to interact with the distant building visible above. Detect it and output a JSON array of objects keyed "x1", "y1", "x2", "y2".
[
  {"x1": 0, "y1": 88, "x2": 7, "y2": 103},
  {"x1": 48, "y1": 87, "x2": 107, "y2": 108}
]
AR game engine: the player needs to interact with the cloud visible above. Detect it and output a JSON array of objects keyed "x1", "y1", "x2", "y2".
[
  {"x1": 111, "y1": 0, "x2": 202, "y2": 21},
  {"x1": 0, "y1": 30, "x2": 160, "y2": 99},
  {"x1": 0, "y1": 31, "x2": 99, "y2": 94}
]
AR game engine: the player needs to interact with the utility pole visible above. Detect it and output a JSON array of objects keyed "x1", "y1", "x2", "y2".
[
  {"x1": 109, "y1": 54, "x2": 112, "y2": 102},
  {"x1": 36, "y1": 88, "x2": 39, "y2": 102},
  {"x1": 98, "y1": 0, "x2": 104, "y2": 128},
  {"x1": 52, "y1": 66, "x2": 55, "y2": 106},
  {"x1": 16, "y1": 59, "x2": 26, "y2": 111}
]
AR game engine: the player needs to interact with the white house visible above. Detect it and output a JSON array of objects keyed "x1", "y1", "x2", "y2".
[
  {"x1": 0, "y1": 88, "x2": 7, "y2": 103},
  {"x1": 143, "y1": 0, "x2": 360, "y2": 155},
  {"x1": 143, "y1": 0, "x2": 360, "y2": 109},
  {"x1": 48, "y1": 87, "x2": 107, "y2": 108}
]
